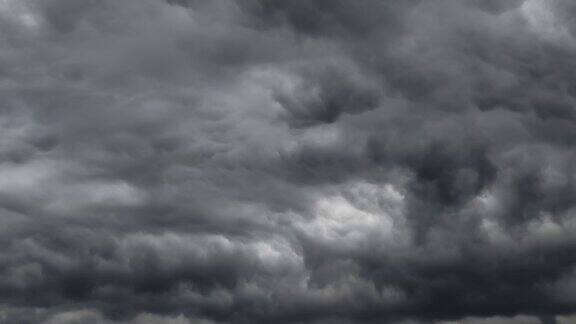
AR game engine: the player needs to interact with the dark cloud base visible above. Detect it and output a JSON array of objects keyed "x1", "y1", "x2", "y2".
[{"x1": 1, "y1": 0, "x2": 576, "y2": 323}]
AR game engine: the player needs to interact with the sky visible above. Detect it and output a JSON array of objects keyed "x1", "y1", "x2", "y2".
[{"x1": 1, "y1": 0, "x2": 576, "y2": 323}]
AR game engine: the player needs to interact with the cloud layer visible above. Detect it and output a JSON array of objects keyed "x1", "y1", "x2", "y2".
[{"x1": 1, "y1": 0, "x2": 576, "y2": 323}]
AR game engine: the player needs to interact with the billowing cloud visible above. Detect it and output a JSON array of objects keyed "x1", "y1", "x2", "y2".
[{"x1": 1, "y1": 0, "x2": 576, "y2": 323}]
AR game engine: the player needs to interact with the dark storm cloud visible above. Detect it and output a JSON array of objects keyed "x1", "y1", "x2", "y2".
[{"x1": 1, "y1": 0, "x2": 576, "y2": 323}]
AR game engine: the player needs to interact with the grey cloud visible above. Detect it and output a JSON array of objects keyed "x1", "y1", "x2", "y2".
[
  {"x1": 1, "y1": 0, "x2": 576, "y2": 323},
  {"x1": 274, "y1": 60, "x2": 383, "y2": 127}
]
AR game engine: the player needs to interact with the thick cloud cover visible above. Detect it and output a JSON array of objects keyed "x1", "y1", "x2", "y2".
[{"x1": 1, "y1": 0, "x2": 576, "y2": 323}]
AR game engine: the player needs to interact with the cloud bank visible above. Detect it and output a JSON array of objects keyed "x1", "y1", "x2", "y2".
[{"x1": 1, "y1": 0, "x2": 576, "y2": 323}]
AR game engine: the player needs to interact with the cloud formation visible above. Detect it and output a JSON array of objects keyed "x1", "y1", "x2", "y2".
[{"x1": 1, "y1": 0, "x2": 576, "y2": 323}]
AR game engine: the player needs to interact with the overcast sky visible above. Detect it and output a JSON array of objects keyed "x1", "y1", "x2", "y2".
[{"x1": 1, "y1": 0, "x2": 576, "y2": 323}]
